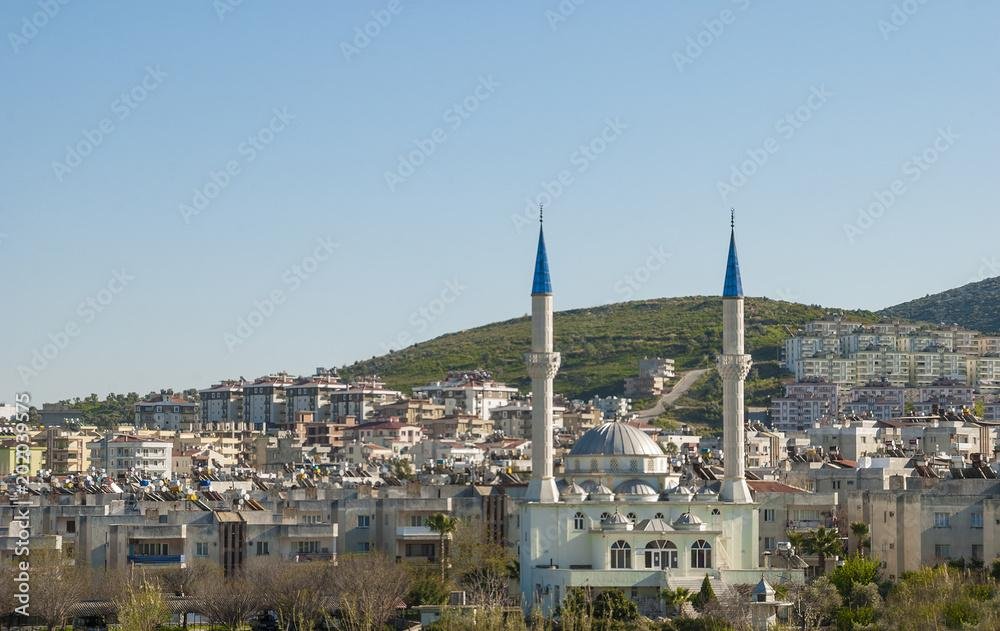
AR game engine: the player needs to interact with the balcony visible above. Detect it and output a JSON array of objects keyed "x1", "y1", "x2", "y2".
[
  {"x1": 295, "y1": 552, "x2": 335, "y2": 561},
  {"x1": 396, "y1": 526, "x2": 439, "y2": 540},
  {"x1": 128, "y1": 554, "x2": 185, "y2": 565}
]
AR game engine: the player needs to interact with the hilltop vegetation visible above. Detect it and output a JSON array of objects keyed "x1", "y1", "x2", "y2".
[
  {"x1": 343, "y1": 296, "x2": 880, "y2": 426},
  {"x1": 880, "y1": 275, "x2": 1000, "y2": 334}
]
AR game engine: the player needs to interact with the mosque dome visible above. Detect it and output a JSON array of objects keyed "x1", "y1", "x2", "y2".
[
  {"x1": 673, "y1": 512, "x2": 705, "y2": 530},
  {"x1": 569, "y1": 422, "x2": 664, "y2": 457},
  {"x1": 561, "y1": 481, "x2": 587, "y2": 501},
  {"x1": 588, "y1": 484, "x2": 615, "y2": 501},
  {"x1": 615, "y1": 479, "x2": 659, "y2": 500}
]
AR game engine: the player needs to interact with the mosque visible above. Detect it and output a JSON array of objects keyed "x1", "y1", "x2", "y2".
[{"x1": 518, "y1": 215, "x2": 803, "y2": 616}]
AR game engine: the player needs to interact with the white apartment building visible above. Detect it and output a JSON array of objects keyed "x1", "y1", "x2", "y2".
[
  {"x1": 283, "y1": 370, "x2": 348, "y2": 428},
  {"x1": 135, "y1": 393, "x2": 199, "y2": 431},
  {"x1": 88, "y1": 434, "x2": 172, "y2": 478},
  {"x1": 807, "y1": 418, "x2": 880, "y2": 461},
  {"x1": 198, "y1": 380, "x2": 245, "y2": 431},
  {"x1": 770, "y1": 381, "x2": 840, "y2": 432},
  {"x1": 413, "y1": 371, "x2": 518, "y2": 420},
  {"x1": 243, "y1": 373, "x2": 295, "y2": 432},
  {"x1": 329, "y1": 378, "x2": 402, "y2": 422}
]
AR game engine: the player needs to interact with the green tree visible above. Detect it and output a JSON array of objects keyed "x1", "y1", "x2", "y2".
[
  {"x1": 663, "y1": 586, "x2": 693, "y2": 616},
  {"x1": 694, "y1": 574, "x2": 716, "y2": 610},
  {"x1": 592, "y1": 590, "x2": 638, "y2": 624},
  {"x1": 849, "y1": 522, "x2": 870, "y2": 557},
  {"x1": 114, "y1": 577, "x2": 170, "y2": 631},
  {"x1": 427, "y1": 513, "x2": 459, "y2": 581},
  {"x1": 828, "y1": 554, "x2": 880, "y2": 599},
  {"x1": 801, "y1": 527, "x2": 843, "y2": 575}
]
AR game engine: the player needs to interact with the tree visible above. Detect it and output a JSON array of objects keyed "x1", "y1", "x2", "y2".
[
  {"x1": 827, "y1": 554, "x2": 880, "y2": 600},
  {"x1": 789, "y1": 576, "x2": 843, "y2": 630},
  {"x1": 800, "y1": 527, "x2": 843, "y2": 575},
  {"x1": 249, "y1": 558, "x2": 333, "y2": 631},
  {"x1": 406, "y1": 569, "x2": 450, "y2": 607},
  {"x1": 29, "y1": 550, "x2": 88, "y2": 631},
  {"x1": 332, "y1": 554, "x2": 410, "y2": 631},
  {"x1": 849, "y1": 521, "x2": 870, "y2": 557},
  {"x1": 449, "y1": 519, "x2": 516, "y2": 606},
  {"x1": 114, "y1": 577, "x2": 170, "y2": 631},
  {"x1": 592, "y1": 590, "x2": 638, "y2": 626},
  {"x1": 663, "y1": 586, "x2": 693, "y2": 617},
  {"x1": 427, "y1": 512, "x2": 459, "y2": 581},
  {"x1": 694, "y1": 574, "x2": 716, "y2": 610},
  {"x1": 192, "y1": 572, "x2": 259, "y2": 631}
]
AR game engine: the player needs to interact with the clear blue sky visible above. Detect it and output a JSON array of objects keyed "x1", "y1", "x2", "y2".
[{"x1": 2, "y1": 1, "x2": 998, "y2": 403}]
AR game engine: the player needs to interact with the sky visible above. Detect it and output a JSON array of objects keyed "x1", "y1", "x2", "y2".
[{"x1": 2, "y1": 1, "x2": 998, "y2": 404}]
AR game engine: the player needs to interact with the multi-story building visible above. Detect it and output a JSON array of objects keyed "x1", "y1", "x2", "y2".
[
  {"x1": 135, "y1": 392, "x2": 199, "y2": 431},
  {"x1": 198, "y1": 380, "x2": 246, "y2": 431},
  {"x1": 374, "y1": 398, "x2": 446, "y2": 424},
  {"x1": 413, "y1": 370, "x2": 518, "y2": 420},
  {"x1": 88, "y1": 434, "x2": 172, "y2": 478},
  {"x1": 283, "y1": 369, "x2": 348, "y2": 429},
  {"x1": 769, "y1": 381, "x2": 840, "y2": 432},
  {"x1": 243, "y1": 373, "x2": 295, "y2": 432},
  {"x1": 806, "y1": 418, "x2": 880, "y2": 461},
  {"x1": 751, "y1": 480, "x2": 838, "y2": 571},
  {"x1": 842, "y1": 383, "x2": 906, "y2": 420},
  {"x1": 329, "y1": 378, "x2": 402, "y2": 422},
  {"x1": 38, "y1": 426, "x2": 97, "y2": 474},
  {"x1": 624, "y1": 357, "x2": 676, "y2": 398}
]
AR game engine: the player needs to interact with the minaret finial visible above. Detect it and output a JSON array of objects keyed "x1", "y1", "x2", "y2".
[
  {"x1": 730, "y1": 208, "x2": 735, "y2": 229},
  {"x1": 539, "y1": 204, "x2": 544, "y2": 224}
]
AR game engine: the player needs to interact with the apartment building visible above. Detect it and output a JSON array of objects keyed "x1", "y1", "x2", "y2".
[
  {"x1": 329, "y1": 378, "x2": 402, "y2": 422},
  {"x1": 842, "y1": 384, "x2": 906, "y2": 420},
  {"x1": 375, "y1": 398, "x2": 447, "y2": 424},
  {"x1": 282, "y1": 369, "x2": 348, "y2": 428},
  {"x1": 88, "y1": 434, "x2": 172, "y2": 478},
  {"x1": 243, "y1": 373, "x2": 295, "y2": 431},
  {"x1": 198, "y1": 380, "x2": 246, "y2": 431},
  {"x1": 38, "y1": 426, "x2": 97, "y2": 473},
  {"x1": 769, "y1": 381, "x2": 840, "y2": 432},
  {"x1": 135, "y1": 392, "x2": 200, "y2": 431},
  {"x1": 807, "y1": 418, "x2": 880, "y2": 461},
  {"x1": 624, "y1": 357, "x2": 676, "y2": 398},
  {"x1": 751, "y1": 480, "x2": 838, "y2": 570},
  {"x1": 413, "y1": 370, "x2": 518, "y2": 420}
]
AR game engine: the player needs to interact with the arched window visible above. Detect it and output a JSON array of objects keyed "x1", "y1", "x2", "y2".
[
  {"x1": 600, "y1": 512, "x2": 611, "y2": 522},
  {"x1": 626, "y1": 512, "x2": 637, "y2": 522},
  {"x1": 654, "y1": 512, "x2": 665, "y2": 520},
  {"x1": 611, "y1": 540, "x2": 632, "y2": 569},
  {"x1": 711, "y1": 508, "x2": 721, "y2": 516},
  {"x1": 609, "y1": 458, "x2": 619, "y2": 471},
  {"x1": 573, "y1": 512, "x2": 586, "y2": 530},
  {"x1": 691, "y1": 540, "x2": 712, "y2": 569},
  {"x1": 630, "y1": 458, "x2": 640, "y2": 472},
  {"x1": 644, "y1": 540, "x2": 678, "y2": 569}
]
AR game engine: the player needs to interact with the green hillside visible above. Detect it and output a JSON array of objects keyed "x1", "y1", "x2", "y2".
[
  {"x1": 880, "y1": 276, "x2": 1000, "y2": 334},
  {"x1": 342, "y1": 296, "x2": 880, "y2": 421}
]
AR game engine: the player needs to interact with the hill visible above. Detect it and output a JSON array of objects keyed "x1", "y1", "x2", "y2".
[
  {"x1": 342, "y1": 296, "x2": 880, "y2": 425},
  {"x1": 880, "y1": 276, "x2": 1000, "y2": 334}
]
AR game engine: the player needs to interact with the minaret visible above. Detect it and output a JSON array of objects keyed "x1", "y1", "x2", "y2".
[
  {"x1": 718, "y1": 211, "x2": 753, "y2": 504},
  {"x1": 525, "y1": 209, "x2": 561, "y2": 503}
]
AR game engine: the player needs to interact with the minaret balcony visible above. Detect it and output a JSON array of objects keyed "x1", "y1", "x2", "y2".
[{"x1": 525, "y1": 352, "x2": 561, "y2": 379}]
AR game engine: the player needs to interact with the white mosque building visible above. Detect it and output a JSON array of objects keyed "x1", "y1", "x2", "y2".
[{"x1": 518, "y1": 215, "x2": 803, "y2": 616}]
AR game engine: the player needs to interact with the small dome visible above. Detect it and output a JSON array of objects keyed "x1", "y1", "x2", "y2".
[
  {"x1": 604, "y1": 510, "x2": 630, "y2": 525},
  {"x1": 562, "y1": 482, "x2": 586, "y2": 500},
  {"x1": 673, "y1": 512, "x2": 704, "y2": 529},
  {"x1": 569, "y1": 422, "x2": 664, "y2": 457},
  {"x1": 666, "y1": 486, "x2": 694, "y2": 502},
  {"x1": 588, "y1": 484, "x2": 615, "y2": 501},
  {"x1": 615, "y1": 479, "x2": 658, "y2": 496}
]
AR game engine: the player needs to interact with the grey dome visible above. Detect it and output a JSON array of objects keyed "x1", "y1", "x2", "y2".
[
  {"x1": 673, "y1": 512, "x2": 704, "y2": 529},
  {"x1": 604, "y1": 510, "x2": 630, "y2": 525},
  {"x1": 569, "y1": 422, "x2": 664, "y2": 457},
  {"x1": 562, "y1": 482, "x2": 586, "y2": 498},
  {"x1": 615, "y1": 479, "x2": 658, "y2": 496}
]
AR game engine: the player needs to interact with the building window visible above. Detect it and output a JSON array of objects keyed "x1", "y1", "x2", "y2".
[
  {"x1": 610, "y1": 540, "x2": 631, "y2": 569},
  {"x1": 65, "y1": 520, "x2": 75, "y2": 534},
  {"x1": 573, "y1": 512, "x2": 586, "y2": 531},
  {"x1": 590, "y1": 459, "x2": 598, "y2": 472},
  {"x1": 644, "y1": 540, "x2": 677, "y2": 569},
  {"x1": 654, "y1": 512, "x2": 665, "y2": 520},
  {"x1": 256, "y1": 541, "x2": 269, "y2": 556},
  {"x1": 934, "y1": 513, "x2": 950, "y2": 528},
  {"x1": 763, "y1": 509, "x2": 775, "y2": 522},
  {"x1": 609, "y1": 458, "x2": 619, "y2": 471},
  {"x1": 763, "y1": 537, "x2": 776, "y2": 551},
  {"x1": 626, "y1": 512, "x2": 637, "y2": 522},
  {"x1": 600, "y1": 512, "x2": 611, "y2": 522},
  {"x1": 629, "y1": 458, "x2": 640, "y2": 472},
  {"x1": 691, "y1": 540, "x2": 712, "y2": 569},
  {"x1": 358, "y1": 542, "x2": 371, "y2": 552},
  {"x1": 832, "y1": 481, "x2": 842, "y2": 490},
  {"x1": 410, "y1": 515, "x2": 426, "y2": 527},
  {"x1": 358, "y1": 515, "x2": 370, "y2": 529},
  {"x1": 934, "y1": 544, "x2": 950, "y2": 559},
  {"x1": 196, "y1": 542, "x2": 209, "y2": 557},
  {"x1": 972, "y1": 544, "x2": 984, "y2": 562},
  {"x1": 971, "y1": 512, "x2": 984, "y2": 529}
]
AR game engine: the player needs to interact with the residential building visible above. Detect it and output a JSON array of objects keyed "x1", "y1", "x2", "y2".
[{"x1": 413, "y1": 370, "x2": 518, "y2": 420}]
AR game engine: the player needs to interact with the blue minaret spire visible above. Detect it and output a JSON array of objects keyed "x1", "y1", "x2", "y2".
[
  {"x1": 531, "y1": 205, "x2": 552, "y2": 295},
  {"x1": 722, "y1": 208, "x2": 743, "y2": 298}
]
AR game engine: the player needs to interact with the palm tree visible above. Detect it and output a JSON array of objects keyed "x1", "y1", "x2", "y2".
[
  {"x1": 850, "y1": 522, "x2": 870, "y2": 556},
  {"x1": 803, "y1": 527, "x2": 843, "y2": 575},
  {"x1": 662, "y1": 586, "x2": 692, "y2": 617},
  {"x1": 427, "y1": 513, "x2": 458, "y2": 581}
]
